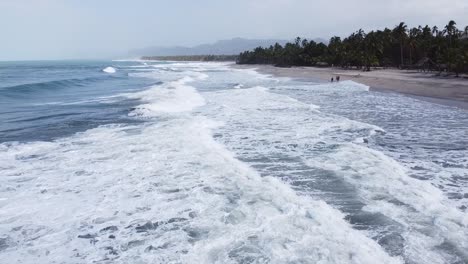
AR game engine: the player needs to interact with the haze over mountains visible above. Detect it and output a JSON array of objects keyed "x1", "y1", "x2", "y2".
[{"x1": 129, "y1": 37, "x2": 327, "y2": 57}]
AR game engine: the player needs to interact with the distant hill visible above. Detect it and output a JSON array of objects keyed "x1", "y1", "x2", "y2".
[{"x1": 130, "y1": 38, "x2": 327, "y2": 57}]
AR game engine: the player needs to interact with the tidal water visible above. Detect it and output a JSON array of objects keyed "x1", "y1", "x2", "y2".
[{"x1": 0, "y1": 60, "x2": 467, "y2": 264}]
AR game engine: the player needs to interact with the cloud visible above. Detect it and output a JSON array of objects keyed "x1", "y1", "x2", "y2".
[
  {"x1": 0, "y1": 0, "x2": 467, "y2": 60},
  {"x1": 241, "y1": 0, "x2": 468, "y2": 39}
]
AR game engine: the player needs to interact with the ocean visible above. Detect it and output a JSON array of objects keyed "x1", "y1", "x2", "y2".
[{"x1": 0, "y1": 60, "x2": 467, "y2": 264}]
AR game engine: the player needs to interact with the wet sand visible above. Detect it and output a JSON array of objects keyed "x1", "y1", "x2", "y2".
[{"x1": 234, "y1": 64, "x2": 468, "y2": 109}]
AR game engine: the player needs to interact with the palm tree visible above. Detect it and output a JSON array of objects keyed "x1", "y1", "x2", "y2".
[
  {"x1": 408, "y1": 28, "x2": 420, "y2": 65},
  {"x1": 294, "y1": 37, "x2": 302, "y2": 47},
  {"x1": 432, "y1": 26, "x2": 439, "y2": 37},
  {"x1": 444, "y1": 20, "x2": 457, "y2": 47},
  {"x1": 394, "y1": 22, "x2": 408, "y2": 67},
  {"x1": 363, "y1": 31, "x2": 383, "y2": 71},
  {"x1": 328, "y1": 36, "x2": 343, "y2": 66},
  {"x1": 419, "y1": 25, "x2": 432, "y2": 58},
  {"x1": 236, "y1": 20, "x2": 468, "y2": 74}
]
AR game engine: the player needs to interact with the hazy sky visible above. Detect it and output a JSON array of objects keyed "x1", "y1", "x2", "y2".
[{"x1": 1, "y1": 0, "x2": 467, "y2": 60}]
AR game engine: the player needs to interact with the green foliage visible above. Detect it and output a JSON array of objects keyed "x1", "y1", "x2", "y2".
[{"x1": 237, "y1": 21, "x2": 468, "y2": 74}]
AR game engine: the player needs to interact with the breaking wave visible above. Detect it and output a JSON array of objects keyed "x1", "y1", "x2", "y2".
[{"x1": 1, "y1": 61, "x2": 467, "y2": 264}]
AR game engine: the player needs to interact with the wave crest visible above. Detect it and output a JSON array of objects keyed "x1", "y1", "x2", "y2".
[{"x1": 102, "y1": 67, "x2": 116, "y2": 73}]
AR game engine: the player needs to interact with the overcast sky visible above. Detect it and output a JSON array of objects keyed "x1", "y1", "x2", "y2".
[{"x1": 1, "y1": 0, "x2": 467, "y2": 60}]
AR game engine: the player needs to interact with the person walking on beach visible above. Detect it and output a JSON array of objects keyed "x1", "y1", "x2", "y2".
[
  {"x1": 336, "y1": 76, "x2": 340, "y2": 82},
  {"x1": 331, "y1": 77, "x2": 334, "y2": 82}
]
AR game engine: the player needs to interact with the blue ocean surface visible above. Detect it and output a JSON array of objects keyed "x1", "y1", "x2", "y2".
[
  {"x1": 0, "y1": 61, "x2": 467, "y2": 264},
  {"x1": 0, "y1": 60, "x2": 160, "y2": 142}
]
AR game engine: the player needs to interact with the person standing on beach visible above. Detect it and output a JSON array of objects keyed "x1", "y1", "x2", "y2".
[
  {"x1": 336, "y1": 76, "x2": 340, "y2": 82},
  {"x1": 331, "y1": 77, "x2": 334, "y2": 82}
]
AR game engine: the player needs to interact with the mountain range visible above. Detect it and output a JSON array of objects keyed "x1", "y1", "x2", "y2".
[{"x1": 129, "y1": 37, "x2": 327, "y2": 56}]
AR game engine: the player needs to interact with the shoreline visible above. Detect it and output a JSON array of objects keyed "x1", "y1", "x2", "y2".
[{"x1": 233, "y1": 64, "x2": 468, "y2": 110}]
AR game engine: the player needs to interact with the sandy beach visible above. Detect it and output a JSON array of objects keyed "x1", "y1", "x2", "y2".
[{"x1": 234, "y1": 64, "x2": 468, "y2": 109}]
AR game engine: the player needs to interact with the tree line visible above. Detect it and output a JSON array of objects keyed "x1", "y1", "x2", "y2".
[{"x1": 237, "y1": 21, "x2": 468, "y2": 76}]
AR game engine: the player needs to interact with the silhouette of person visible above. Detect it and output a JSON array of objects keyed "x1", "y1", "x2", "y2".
[
  {"x1": 336, "y1": 76, "x2": 340, "y2": 82},
  {"x1": 331, "y1": 77, "x2": 334, "y2": 82}
]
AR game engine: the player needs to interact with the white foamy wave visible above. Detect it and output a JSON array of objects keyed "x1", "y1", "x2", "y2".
[
  {"x1": 304, "y1": 143, "x2": 468, "y2": 263},
  {"x1": 127, "y1": 65, "x2": 150, "y2": 68},
  {"x1": 129, "y1": 69, "x2": 209, "y2": 83},
  {"x1": 234, "y1": 67, "x2": 284, "y2": 83},
  {"x1": 4, "y1": 60, "x2": 463, "y2": 263},
  {"x1": 209, "y1": 86, "x2": 319, "y2": 112},
  {"x1": 308, "y1": 80, "x2": 369, "y2": 92},
  {"x1": 112, "y1": 58, "x2": 144, "y2": 62},
  {"x1": 150, "y1": 62, "x2": 231, "y2": 70},
  {"x1": 123, "y1": 64, "x2": 212, "y2": 117},
  {"x1": 339, "y1": 80, "x2": 370, "y2": 91},
  {"x1": 192, "y1": 71, "x2": 209, "y2": 80},
  {"x1": 204, "y1": 85, "x2": 379, "y2": 144},
  {"x1": 0, "y1": 116, "x2": 401, "y2": 264},
  {"x1": 102, "y1": 67, "x2": 116, "y2": 73},
  {"x1": 127, "y1": 76, "x2": 206, "y2": 117}
]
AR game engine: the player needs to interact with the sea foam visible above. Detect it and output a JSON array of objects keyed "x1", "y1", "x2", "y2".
[
  {"x1": 102, "y1": 67, "x2": 116, "y2": 73},
  {"x1": 1, "y1": 61, "x2": 466, "y2": 264},
  {"x1": 126, "y1": 74, "x2": 207, "y2": 117},
  {"x1": 0, "y1": 116, "x2": 401, "y2": 264}
]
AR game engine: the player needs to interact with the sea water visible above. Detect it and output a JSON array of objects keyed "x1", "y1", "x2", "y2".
[{"x1": 0, "y1": 60, "x2": 467, "y2": 264}]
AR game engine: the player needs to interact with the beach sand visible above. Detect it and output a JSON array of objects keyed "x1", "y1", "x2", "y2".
[{"x1": 234, "y1": 64, "x2": 468, "y2": 109}]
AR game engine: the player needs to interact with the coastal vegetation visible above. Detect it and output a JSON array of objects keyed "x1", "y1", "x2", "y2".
[{"x1": 237, "y1": 21, "x2": 468, "y2": 75}]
